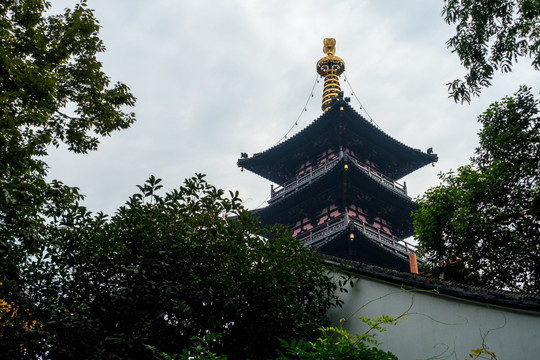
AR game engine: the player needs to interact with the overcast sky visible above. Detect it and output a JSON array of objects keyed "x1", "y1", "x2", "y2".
[{"x1": 46, "y1": 0, "x2": 539, "y2": 217}]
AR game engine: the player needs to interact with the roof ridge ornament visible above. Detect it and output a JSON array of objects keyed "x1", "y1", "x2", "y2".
[{"x1": 317, "y1": 38, "x2": 345, "y2": 112}]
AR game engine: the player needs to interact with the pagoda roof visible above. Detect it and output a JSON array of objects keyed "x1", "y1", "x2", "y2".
[
  {"x1": 238, "y1": 99, "x2": 438, "y2": 184},
  {"x1": 253, "y1": 155, "x2": 418, "y2": 238}
]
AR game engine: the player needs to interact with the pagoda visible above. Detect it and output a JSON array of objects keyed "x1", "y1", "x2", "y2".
[{"x1": 237, "y1": 39, "x2": 438, "y2": 272}]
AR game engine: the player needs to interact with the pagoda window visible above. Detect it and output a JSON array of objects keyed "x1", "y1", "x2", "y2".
[
  {"x1": 347, "y1": 204, "x2": 368, "y2": 224},
  {"x1": 372, "y1": 217, "x2": 393, "y2": 233},
  {"x1": 296, "y1": 160, "x2": 314, "y2": 177},
  {"x1": 297, "y1": 217, "x2": 310, "y2": 231},
  {"x1": 381, "y1": 219, "x2": 393, "y2": 235},
  {"x1": 316, "y1": 208, "x2": 330, "y2": 225},
  {"x1": 329, "y1": 207, "x2": 341, "y2": 218},
  {"x1": 315, "y1": 149, "x2": 337, "y2": 168},
  {"x1": 291, "y1": 220, "x2": 302, "y2": 236},
  {"x1": 366, "y1": 159, "x2": 382, "y2": 173},
  {"x1": 317, "y1": 214, "x2": 329, "y2": 225},
  {"x1": 291, "y1": 217, "x2": 313, "y2": 237}
]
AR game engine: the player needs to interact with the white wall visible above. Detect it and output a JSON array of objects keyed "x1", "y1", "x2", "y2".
[{"x1": 328, "y1": 273, "x2": 540, "y2": 359}]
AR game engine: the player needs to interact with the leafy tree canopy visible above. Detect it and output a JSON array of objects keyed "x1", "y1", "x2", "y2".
[
  {"x1": 0, "y1": 0, "x2": 135, "y2": 353},
  {"x1": 0, "y1": 0, "x2": 135, "y2": 250},
  {"x1": 277, "y1": 319, "x2": 398, "y2": 360},
  {"x1": 20, "y1": 175, "x2": 342, "y2": 359},
  {"x1": 0, "y1": 2, "x2": 343, "y2": 359},
  {"x1": 413, "y1": 86, "x2": 540, "y2": 293},
  {"x1": 148, "y1": 317, "x2": 399, "y2": 360},
  {"x1": 443, "y1": 0, "x2": 540, "y2": 102}
]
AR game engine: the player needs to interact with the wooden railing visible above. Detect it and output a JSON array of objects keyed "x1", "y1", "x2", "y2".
[
  {"x1": 270, "y1": 156, "x2": 341, "y2": 201},
  {"x1": 348, "y1": 157, "x2": 407, "y2": 195},
  {"x1": 297, "y1": 214, "x2": 416, "y2": 256},
  {"x1": 270, "y1": 152, "x2": 407, "y2": 202},
  {"x1": 298, "y1": 216, "x2": 347, "y2": 246}
]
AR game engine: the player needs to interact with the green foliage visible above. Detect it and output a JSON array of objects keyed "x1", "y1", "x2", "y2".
[
  {"x1": 0, "y1": 0, "x2": 135, "y2": 355},
  {"x1": 277, "y1": 317, "x2": 398, "y2": 360},
  {"x1": 147, "y1": 333, "x2": 227, "y2": 360},
  {"x1": 414, "y1": 86, "x2": 540, "y2": 293},
  {"x1": 153, "y1": 316, "x2": 399, "y2": 360},
  {"x1": 19, "y1": 174, "x2": 340, "y2": 359},
  {"x1": 443, "y1": 0, "x2": 540, "y2": 102},
  {"x1": 0, "y1": 3, "x2": 340, "y2": 358},
  {"x1": 357, "y1": 315, "x2": 397, "y2": 347}
]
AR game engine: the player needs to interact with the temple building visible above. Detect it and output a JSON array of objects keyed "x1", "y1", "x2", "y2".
[{"x1": 237, "y1": 39, "x2": 438, "y2": 272}]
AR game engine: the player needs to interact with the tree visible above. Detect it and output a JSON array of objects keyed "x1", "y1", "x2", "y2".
[
  {"x1": 0, "y1": 0, "x2": 135, "y2": 354},
  {"x1": 413, "y1": 86, "x2": 540, "y2": 293},
  {"x1": 25, "y1": 175, "x2": 342, "y2": 359},
  {"x1": 443, "y1": 0, "x2": 540, "y2": 102},
  {"x1": 1, "y1": 2, "x2": 341, "y2": 358}
]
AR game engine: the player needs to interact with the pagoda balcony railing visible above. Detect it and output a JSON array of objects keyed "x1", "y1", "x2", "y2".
[
  {"x1": 298, "y1": 216, "x2": 347, "y2": 246},
  {"x1": 348, "y1": 156, "x2": 407, "y2": 195},
  {"x1": 298, "y1": 214, "x2": 417, "y2": 257},
  {"x1": 270, "y1": 152, "x2": 407, "y2": 202},
  {"x1": 270, "y1": 156, "x2": 341, "y2": 201}
]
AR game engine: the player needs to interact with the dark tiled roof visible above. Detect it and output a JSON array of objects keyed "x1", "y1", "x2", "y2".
[
  {"x1": 237, "y1": 101, "x2": 438, "y2": 183},
  {"x1": 322, "y1": 254, "x2": 540, "y2": 312}
]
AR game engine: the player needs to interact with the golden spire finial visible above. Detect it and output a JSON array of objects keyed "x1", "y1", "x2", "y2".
[
  {"x1": 317, "y1": 38, "x2": 345, "y2": 112},
  {"x1": 323, "y1": 38, "x2": 336, "y2": 56}
]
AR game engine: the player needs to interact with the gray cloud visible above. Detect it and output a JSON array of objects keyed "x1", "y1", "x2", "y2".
[{"x1": 46, "y1": 0, "x2": 540, "y2": 215}]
